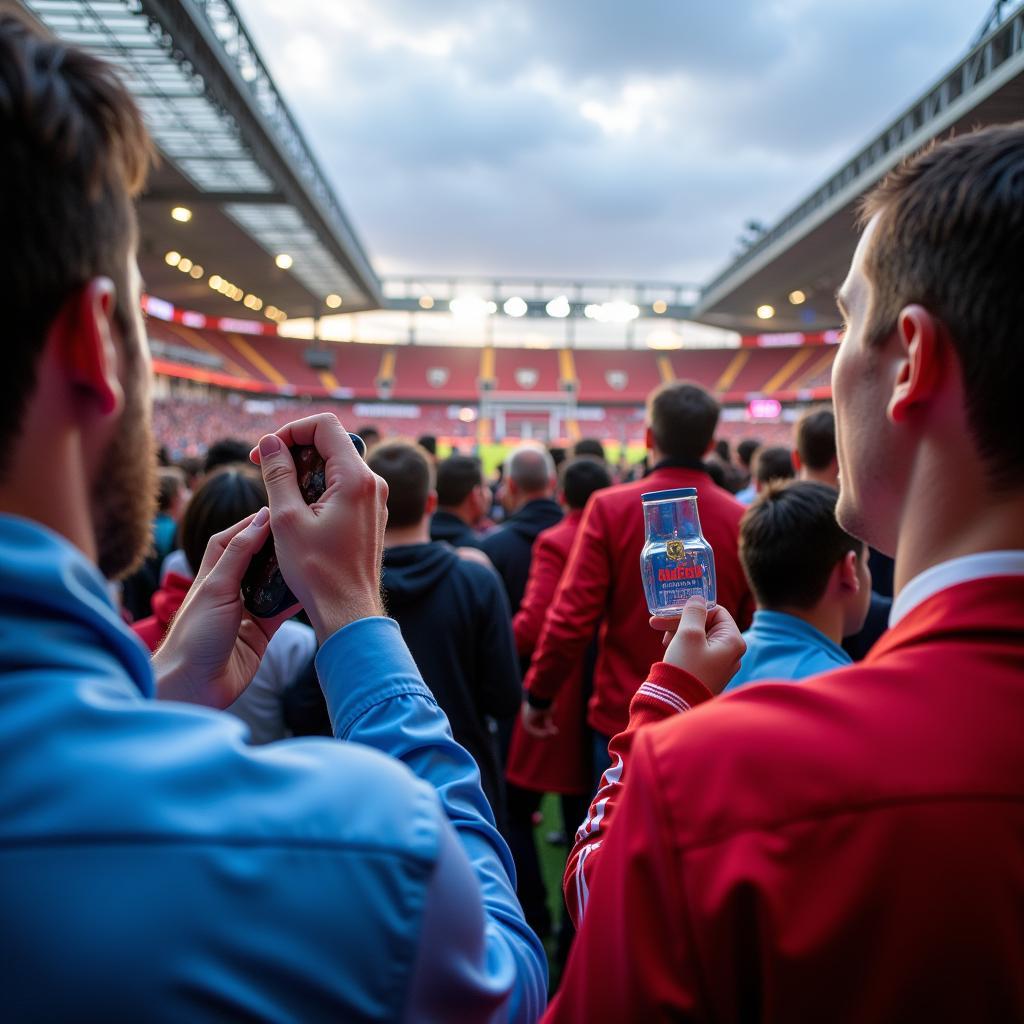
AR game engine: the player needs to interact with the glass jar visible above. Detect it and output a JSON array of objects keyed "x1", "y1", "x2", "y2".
[{"x1": 640, "y1": 487, "x2": 717, "y2": 616}]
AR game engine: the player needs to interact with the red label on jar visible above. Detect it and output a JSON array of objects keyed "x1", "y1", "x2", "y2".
[{"x1": 657, "y1": 565, "x2": 705, "y2": 582}]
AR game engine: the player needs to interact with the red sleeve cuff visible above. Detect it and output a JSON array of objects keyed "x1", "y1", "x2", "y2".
[{"x1": 645, "y1": 662, "x2": 714, "y2": 708}]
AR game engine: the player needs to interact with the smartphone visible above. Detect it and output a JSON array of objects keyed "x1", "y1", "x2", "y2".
[{"x1": 241, "y1": 432, "x2": 366, "y2": 618}]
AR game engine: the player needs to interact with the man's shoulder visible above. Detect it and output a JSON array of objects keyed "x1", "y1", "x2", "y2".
[
  {"x1": 637, "y1": 662, "x2": 886, "y2": 844},
  {"x1": 6, "y1": 684, "x2": 445, "y2": 861}
]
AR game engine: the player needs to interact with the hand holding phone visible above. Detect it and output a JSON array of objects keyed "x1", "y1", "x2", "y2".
[{"x1": 241, "y1": 432, "x2": 366, "y2": 618}]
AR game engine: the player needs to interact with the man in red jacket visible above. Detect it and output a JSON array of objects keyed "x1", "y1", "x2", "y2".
[
  {"x1": 546, "y1": 124, "x2": 1024, "y2": 1022},
  {"x1": 522, "y1": 381, "x2": 753, "y2": 784}
]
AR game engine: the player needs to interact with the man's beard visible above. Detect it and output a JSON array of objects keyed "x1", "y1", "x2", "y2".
[{"x1": 91, "y1": 355, "x2": 157, "y2": 581}]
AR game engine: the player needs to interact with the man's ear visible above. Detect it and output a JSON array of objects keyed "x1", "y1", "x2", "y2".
[
  {"x1": 792, "y1": 450, "x2": 804, "y2": 474},
  {"x1": 644, "y1": 425, "x2": 654, "y2": 452},
  {"x1": 888, "y1": 304, "x2": 941, "y2": 424},
  {"x1": 50, "y1": 277, "x2": 123, "y2": 418},
  {"x1": 837, "y1": 549, "x2": 861, "y2": 594},
  {"x1": 425, "y1": 491, "x2": 438, "y2": 517}
]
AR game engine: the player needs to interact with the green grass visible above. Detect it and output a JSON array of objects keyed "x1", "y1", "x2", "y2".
[{"x1": 438, "y1": 441, "x2": 648, "y2": 477}]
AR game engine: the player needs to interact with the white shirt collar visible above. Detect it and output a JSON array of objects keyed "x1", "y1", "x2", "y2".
[{"x1": 889, "y1": 550, "x2": 1024, "y2": 627}]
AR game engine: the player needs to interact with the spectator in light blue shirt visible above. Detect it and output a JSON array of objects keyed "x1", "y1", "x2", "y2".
[{"x1": 726, "y1": 481, "x2": 871, "y2": 691}]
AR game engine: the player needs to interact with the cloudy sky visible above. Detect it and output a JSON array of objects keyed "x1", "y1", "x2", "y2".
[{"x1": 239, "y1": 0, "x2": 987, "y2": 285}]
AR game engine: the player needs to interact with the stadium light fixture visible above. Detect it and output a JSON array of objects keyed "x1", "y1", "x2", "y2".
[
  {"x1": 652, "y1": 299, "x2": 668, "y2": 315},
  {"x1": 275, "y1": 253, "x2": 294, "y2": 270},
  {"x1": 756, "y1": 304, "x2": 775, "y2": 320},
  {"x1": 419, "y1": 295, "x2": 435, "y2": 310},
  {"x1": 503, "y1": 296, "x2": 528, "y2": 318},
  {"x1": 164, "y1": 251, "x2": 181, "y2": 267},
  {"x1": 546, "y1": 295, "x2": 571, "y2": 318},
  {"x1": 171, "y1": 206, "x2": 192, "y2": 223},
  {"x1": 178, "y1": 257, "x2": 193, "y2": 273},
  {"x1": 458, "y1": 407, "x2": 478, "y2": 423},
  {"x1": 646, "y1": 327, "x2": 682, "y2": 349},
  {"x1": 208, "y1": 275, "x2": 223, "y2": 289},
  {"x1": 189, "y1": 265, "x2": 204, "y2": 279},
  {"x1": 583, "y1": 300, "x2": 639, "y2": 324},
  {"x1": 325, "y1": 294, "x2": 343, "y2": 309},
  {"x1": 449, "y1": 296, "x2": 493, "y2": 322},
  {"x1": 788, "y1": 290, "x2": 807, "y2": 305}
]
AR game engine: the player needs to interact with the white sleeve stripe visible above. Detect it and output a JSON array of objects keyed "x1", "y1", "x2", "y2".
[
  {"x1": 576, "y1": 753, "x2": 623, "y2": 839},
  {"x1": 637, "y1": 681, "x2": 691, "y2": 715},
  {"x1": 575, "y1": 841, "x2": 601, "y2": 921}
]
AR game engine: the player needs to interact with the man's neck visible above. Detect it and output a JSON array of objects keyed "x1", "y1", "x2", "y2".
[
  {"x1": 800, "y1": 467, "x2": 839, "y2": 487},
  {"x1": 383, "y1": 521, "x2": 430, "y2": 548},
  {"x1": 763, "y1": 602, "x2": 844, "y2": 645},
  {"x1": 509, "y1": 492, "x2": 550, "y2": 515},
  {"x1": 438, "y1": 504, "x2": 473, "y2": 527},
  {"x1": 893, "y1": 450, "x2": 1024, "y2": 593}
]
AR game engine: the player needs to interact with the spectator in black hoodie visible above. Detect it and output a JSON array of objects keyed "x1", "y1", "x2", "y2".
[
  {"x1": 481, "y1": 444, "x2": 563, "y2": 612},
  {"x1": 368, "y1": 442, "x2": 522, "y2": 827},
  {"x1": 430, "y1": 453, "x2": 489, "y2": 549}
]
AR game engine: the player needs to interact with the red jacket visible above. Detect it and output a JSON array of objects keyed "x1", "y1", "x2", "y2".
[
  {"x1": 525, "y1": 466, "x2": 752, "y2": 737},
  {"x1": 547, "y1": 575, "x2": 1024, "y2": 1023},
  {"x1": 131, "y1": 571, "x2": 191, "y2": 653},
  {"x1": 507, "y1": 510, "x2": 590, "y2": 795}
]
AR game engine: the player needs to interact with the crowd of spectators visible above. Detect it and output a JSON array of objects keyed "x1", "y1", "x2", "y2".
[{"x1": 2, "y1": 15, "x2": 1023, "y2": 1022}]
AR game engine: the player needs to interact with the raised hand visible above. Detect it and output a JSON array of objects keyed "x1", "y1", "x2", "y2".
[
  {"x1": 250, "y1": 413, "x2": 389, "y2": 643},
  {"x1": 153, "y1": 509, "x2": 299, "y2": 708},
  {"x1": 650, "y1": 596, "x2": 746, "y2": 695}
]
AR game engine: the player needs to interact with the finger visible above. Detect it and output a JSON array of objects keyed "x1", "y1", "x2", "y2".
[
  {"x1": 676, "y1": 595, "x2": 709, "y2": 639},
  {"x1": 705, "y1": 605, "x2": 742, "y2": 644},
  {"x1": 650, "y1": 615, "x2": 681, "y2": 633},
  {"x1": 249, "y1": 414, "x2": 358, "y2": 467},
  {"x1": 196, "y1": 510, "x2": 260, "y2": 579},
  {"x1": 205, "y1": 507, "x2": 272, "y2": 594},
  {"x1": 256, "y1": 434, "x2": 308, "y2": 522}
]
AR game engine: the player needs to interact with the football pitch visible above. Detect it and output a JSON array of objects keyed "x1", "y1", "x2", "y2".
[{"x1": 440, "y1": 441, "x2": 648, "y2": 477}]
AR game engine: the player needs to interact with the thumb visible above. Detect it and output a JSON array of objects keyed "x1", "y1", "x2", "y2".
[
  {"x1": 205, "y1": 507, "x2": 271, "y2": 595},
  {"x1": 676, "y1": 595, "x2": 709, "y2": 640},
  {"x1": 257, "y1": 434, "x2": 303, "y2": 519}
]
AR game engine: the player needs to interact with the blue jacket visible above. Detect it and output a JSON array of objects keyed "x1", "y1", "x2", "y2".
[
  {"x1": 725, "y1": 609, "x2": 852, "y2": 692},
  {"x1": 0, "y1": 515, "x2": 546, "y2": 1021}
]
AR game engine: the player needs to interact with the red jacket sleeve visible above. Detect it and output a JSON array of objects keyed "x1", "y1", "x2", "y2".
[
  {"x1": 562, "y1": 662, "x2": 713, "y2": 928},
  {"x1": 524, "y1": 498, "x2": 612, "y2": 703},
  {"x1": 545, "y1": 663, "x2": 713, "y2": 1023},
  {"x1": 512, "y1": 533, "x2": 564, "y2": 659}
]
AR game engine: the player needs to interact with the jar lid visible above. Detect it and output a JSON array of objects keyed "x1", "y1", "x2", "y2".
[{"x1": 641, "y1": 487, "x2": 698, "y2": 502}]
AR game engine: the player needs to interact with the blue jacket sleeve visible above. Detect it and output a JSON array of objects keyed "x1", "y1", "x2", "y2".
[{"x1": 316, "y1": 617, "x2": 547, "y2": 1024}]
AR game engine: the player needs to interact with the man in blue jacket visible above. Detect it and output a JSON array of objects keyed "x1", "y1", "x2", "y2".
[{"x1": 0, "y1": 15, "x2": 545, "y2": 1021}]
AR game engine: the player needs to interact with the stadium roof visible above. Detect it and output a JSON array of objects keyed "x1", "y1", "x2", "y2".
[
  {"x1": 19, "y1": 0, "x2": 382, "y2": 323},
  {"x1": 692, "y1": 2, "x2": 1024, "y2": 334}
]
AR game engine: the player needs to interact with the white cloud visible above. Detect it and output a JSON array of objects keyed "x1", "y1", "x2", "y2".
[{"x1": 236, "y1": 0, "x2": 989, "y2": 281}]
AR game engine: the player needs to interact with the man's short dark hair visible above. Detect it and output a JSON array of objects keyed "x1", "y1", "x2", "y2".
[
  {"x1": 740, "y1": 481, "x2": 863, "y2": 609},
  {"x1": 561, "y1": 457, "x2": 612, "y2": 511},
  {"x1": 1, "y1": 13, "x2": 151, "y2": 477},
  {"x1": 737, "y1": 438, "x2": 761, "y2": 469},
  {"x1": 417, "y1": 435, "x2": 437, "y2": 457},
  {"x1": 714, "y1": 439, "x2": 731, "y2": 462},
  {"x1": 647, "y1": 381, "x2": 720, "y2": 462},
  {"x1": 796, "y1": 407, "x2": 837, "y2": 471},
  {"x1": 548, "y1": 446, "x2": 567, "y2": 470},
  {"x1": 754, "y1": 446, "x2": 795, "y2": 486},
  {"x1": 859, "y1": 122, "x2": 1024, "y2": 490},
  {"x1": 573, "y1": 438, "x2": 606, "y2": 461},
  {"x1": 368, "y1": 442, "x2": 434, "y2": 528},
  {"x1": 181, "y1": 467, "x2": 267, "y2": 576},
  {"x1": 204, "y1": 438, "x2": 252, "y2": 475},
  {"x1": 436, "y1": 454, "x2": 483, "y2": 507}
]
